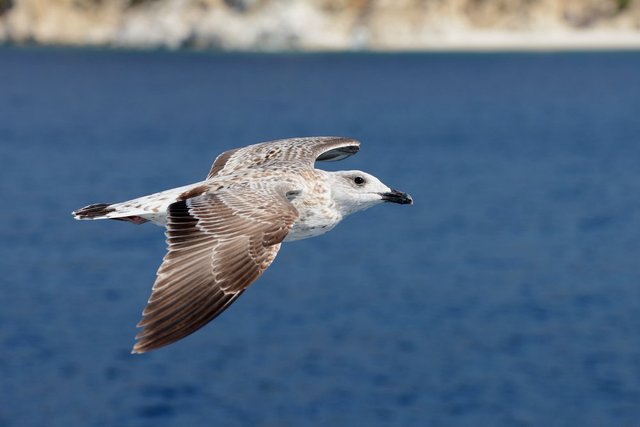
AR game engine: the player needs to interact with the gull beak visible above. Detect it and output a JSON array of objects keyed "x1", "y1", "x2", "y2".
[{"x1": 381, "y1": 189, "x2": 413, "y2": 205}]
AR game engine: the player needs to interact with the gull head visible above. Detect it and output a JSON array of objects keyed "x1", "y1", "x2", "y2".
[{"x1": 326, "y1": 170, "x2": 413, "y2": 217}]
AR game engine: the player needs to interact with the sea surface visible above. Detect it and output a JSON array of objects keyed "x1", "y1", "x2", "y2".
[{"x1": 1, "y1": 48, "x2": 639, "y2": 427}]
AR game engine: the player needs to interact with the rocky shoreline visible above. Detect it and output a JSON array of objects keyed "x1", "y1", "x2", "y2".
[{"x1": 1, "y1": 0, "x2": 639, "y2": 51}]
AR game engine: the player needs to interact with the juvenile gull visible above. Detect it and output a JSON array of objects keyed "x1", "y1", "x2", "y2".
[{"x1": 73, "y1": 136, "x2": 412, "y2": 353}]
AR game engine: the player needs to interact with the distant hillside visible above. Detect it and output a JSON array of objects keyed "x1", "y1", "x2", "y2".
[{"x1": 1, "y1": 0, "x2": 639, "y2": 50}]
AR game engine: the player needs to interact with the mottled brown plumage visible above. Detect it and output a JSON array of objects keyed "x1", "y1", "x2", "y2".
[{"x1": 73, "y1": 136, "x2": 412, "y2": 353}]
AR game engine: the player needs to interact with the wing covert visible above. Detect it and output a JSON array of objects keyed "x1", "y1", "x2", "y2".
[{"x1": 206, "y1": 136, "x2": 360, "y2": 179}]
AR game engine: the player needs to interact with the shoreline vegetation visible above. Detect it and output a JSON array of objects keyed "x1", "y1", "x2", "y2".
[{"x1": 0, "y1": 0, "x2": 639, "y2": 51}]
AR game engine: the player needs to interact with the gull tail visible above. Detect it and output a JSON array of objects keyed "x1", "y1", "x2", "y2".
[
  {"x1": 73, "y1": 203, "x2": 113, "y2": 219},
  {"x1": 72, "y1": 202, "x2": 150, "y2": 224},
  {"x1": 72, "y1": 182, "x2": 205, "y2": 226}
]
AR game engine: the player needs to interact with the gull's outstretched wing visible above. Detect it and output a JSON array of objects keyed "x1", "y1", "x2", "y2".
[
  {"x1": 133, "y1": 184, "x2": 298, "y2": 353},
  {"x1": 206, "y1": 136, "x2": 360, "y2": 179}
]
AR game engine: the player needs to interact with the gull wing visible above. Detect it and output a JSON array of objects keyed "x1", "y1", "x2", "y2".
[
  {"x1": 132, "y1": 184, "x2": 298, "y2": 353},
  {"x1": 206, "y1": 136, "x2": 360, "y2": 179}
]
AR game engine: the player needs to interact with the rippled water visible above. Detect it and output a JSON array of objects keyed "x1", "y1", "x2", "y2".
[{"x1": 1, "y1": 48, "x2": 639, "y2": 426}]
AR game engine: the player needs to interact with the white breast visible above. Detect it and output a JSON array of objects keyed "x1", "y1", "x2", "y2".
[
  {"x1": 285, "y1": 215, "x2": 341, "y2": 241},
  {"x1": 284, "y1": 180, "x2": 342, "y2": 242}
]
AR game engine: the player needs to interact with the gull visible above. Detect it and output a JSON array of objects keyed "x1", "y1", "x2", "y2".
[{"x1": 73, "y1": 136, "x2": 412, "y2": 353}]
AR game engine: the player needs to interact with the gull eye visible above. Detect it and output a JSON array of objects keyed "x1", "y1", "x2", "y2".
[{"x1": 353, "y1": 176, "x2": 366, "y2": 186}]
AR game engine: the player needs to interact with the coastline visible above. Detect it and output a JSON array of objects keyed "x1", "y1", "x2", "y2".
[
  {"x1": 2, "y1": 34, "x2": 639, "y2": 53},
  {"x1": 377, "y1": 32, "x2": 640, "y2": 52},
  {"x1": 1, "y1": 0, "x2": 639, "y2": 52}
]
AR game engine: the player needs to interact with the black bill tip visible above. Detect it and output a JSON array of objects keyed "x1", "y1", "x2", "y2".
[{"x1": 381, "y1": 189, "x2": 413, "y2": 205}]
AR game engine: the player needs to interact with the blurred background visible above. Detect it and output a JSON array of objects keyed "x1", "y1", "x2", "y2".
[
  {"x1": 1, "y1": 2, "x2": 640, "y2": 427},
  {"x1": 1, "y1": 0, "x2": 640, "y2": 50}
]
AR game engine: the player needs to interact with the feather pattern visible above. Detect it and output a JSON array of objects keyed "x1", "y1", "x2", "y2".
[
  {"x1": 132, "y1": 184, "x2": 298, "y2": 353},
  {"x1": 206, "y1": 136, "x2": 359, "y2": 179}
]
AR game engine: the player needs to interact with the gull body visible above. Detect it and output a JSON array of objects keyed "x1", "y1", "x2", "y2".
[{"x1": 73, "y1": 137, "x2": 412, "y2": 353}]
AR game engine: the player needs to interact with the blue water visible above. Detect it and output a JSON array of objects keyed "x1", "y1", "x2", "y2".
[{"x1": 1, "y1": 48, "x2": 640, "y2": 426}]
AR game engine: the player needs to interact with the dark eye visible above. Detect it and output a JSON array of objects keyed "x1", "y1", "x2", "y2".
[{"x1": 354, "y1": 176, "x2": 366, "y2": 185}]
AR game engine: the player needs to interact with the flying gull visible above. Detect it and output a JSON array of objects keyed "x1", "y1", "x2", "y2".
[{"x1": 73, "y1": 136, "x2": 412, "y2": 353}]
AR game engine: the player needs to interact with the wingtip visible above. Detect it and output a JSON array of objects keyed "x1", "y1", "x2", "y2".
[{"x1": 131, "y1": 343, "x2": 146, "y2": 354}]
